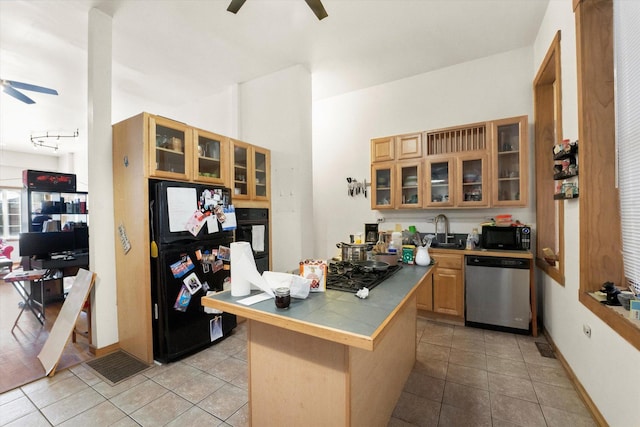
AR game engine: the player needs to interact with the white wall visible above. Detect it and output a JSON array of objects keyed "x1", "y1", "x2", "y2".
[
  {"x1": 312, "y1": 47, "x2": 536, "y2": 259},
  {"x1": 239, "y1": 65, "x2": 314, "y2": 272},
  {"x1": 533, "y1": 1, "x2": 640, "y2": 425}
]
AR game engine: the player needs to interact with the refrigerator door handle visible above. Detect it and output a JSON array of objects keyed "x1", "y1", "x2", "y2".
[{"x1": 154, "y1": 303, "x2": 158, "y2": 320}]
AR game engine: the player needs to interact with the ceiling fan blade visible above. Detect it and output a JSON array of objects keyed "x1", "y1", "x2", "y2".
[
  {"x1": 227, "y1": 0, "x2": 247, "y2": 14},
  {"x1": 304, "y1": 0, "x2": 328, "y2": 20},
  {"x1": 5, "y1": 80, "x2": 58, "y2": 95},
  {"x1": 3, "y1": 86, "x2": 35, "y2": 104}
]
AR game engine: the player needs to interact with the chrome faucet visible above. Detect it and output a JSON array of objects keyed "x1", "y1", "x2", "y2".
[{"x1": 434, "y1": 214, "x2": 450, "y2": 244}]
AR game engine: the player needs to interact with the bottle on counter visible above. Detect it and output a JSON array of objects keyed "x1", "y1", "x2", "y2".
[
  {"x1": 471, "y1": 228, "x2": 479, "y2": 247},
  {"x1": 466, "y1": 234, "x2": 474, "y2": 250}
]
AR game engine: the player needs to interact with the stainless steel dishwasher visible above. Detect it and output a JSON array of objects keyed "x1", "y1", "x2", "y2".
[{"x1": 465, "y1": 255, "x2": 531, "y2": 333}]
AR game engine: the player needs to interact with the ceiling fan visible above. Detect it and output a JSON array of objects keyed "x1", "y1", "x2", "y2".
[
  {"x1": 1, "y1": 79, "x2": 58, "y2": 104},
  {"x1": 227, "y1": 0, "x2": 328, "y2": 20}
]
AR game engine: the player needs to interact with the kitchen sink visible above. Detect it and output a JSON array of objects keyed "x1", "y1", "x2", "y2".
[{"x1": 431, "y1": 242, "x2": 465, "y2": 250}]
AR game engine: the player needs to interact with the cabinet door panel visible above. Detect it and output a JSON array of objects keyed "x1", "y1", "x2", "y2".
[
  {"x1": 425, "y1": 158, "x2": 455, "y2": 207},
  {"x1": 457, "y1": 153, "x2": 489, "y2": 207},
  {"x1": 397, "y1": 133, "x2": 423, "y2": 160},
  {"x1": 252, "y1": 147, "x2": 270, "y2": 201},
  {"x1": 149, "y1": 116, "x2": 192, "y2": 180},
  {"x1": 371, "y1": 137, "x2": 395, "y2": 162},
  {"x1": 397, "y1": 161, "x2": 422, "y2": 208},
  {"x1": 231, "y1": 141, "x2": 250, "y2": 199},
  {"x1": 433, "y1": 267, "x2": 463, "y2": 317},
  {"x1": 416, "y1": 276, "x2": 433, "y2": 311},
  {"x1": 194, "y1": 129, "x2": 227, "y2": 185},
  {"x1": 490, "y1": 116, "x2": 528, "y2": 207},
  {"x1": 371, "y1": 163, "x2": 394, "y2": 209}
]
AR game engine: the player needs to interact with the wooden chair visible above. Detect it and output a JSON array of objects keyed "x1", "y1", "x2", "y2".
[{"x1": 72, "y1": 299, "x2": 92, "y2": 344}]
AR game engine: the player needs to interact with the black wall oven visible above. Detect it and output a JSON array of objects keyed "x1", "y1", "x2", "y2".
[{"x1": 234, "y1": 208, "x2": 269, "y2": 273}]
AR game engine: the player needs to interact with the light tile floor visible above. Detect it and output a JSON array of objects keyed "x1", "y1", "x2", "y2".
[{"x1": 0, "y1": 319, "x2": 597, "y2": 426}]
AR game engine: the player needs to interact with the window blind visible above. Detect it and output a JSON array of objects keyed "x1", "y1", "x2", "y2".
[{"x1": 615, "y1": 0, "x2": 640, "y2": 294}]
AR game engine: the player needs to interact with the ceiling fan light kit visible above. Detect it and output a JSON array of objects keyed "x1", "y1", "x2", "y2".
[
  {"x1": 227, "y1": 0, "x2": 327, "y2": 20},
  {"x1": 1, "y1": 79, "x2": 58, "y2": 104},
  {"x1": 30, "y1": 129, "x2": 79, "y2": 152}
]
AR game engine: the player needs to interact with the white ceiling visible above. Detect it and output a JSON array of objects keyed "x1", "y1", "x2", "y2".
[{"x1": 0, "y1": 0, "x2": 549, "y2": 156}]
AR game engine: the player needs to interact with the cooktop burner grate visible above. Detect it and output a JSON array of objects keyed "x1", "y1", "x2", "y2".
[{"x1": 325, "y1": 261, "x2": 402, "y2": 292}]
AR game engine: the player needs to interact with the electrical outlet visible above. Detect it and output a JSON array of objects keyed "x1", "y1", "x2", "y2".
[
  {"x1": 583, "y1": 324, "x2": 591, "y2": 338},
  {"x1": 377, "y1": 217, "x2": 385, "y2": 223}
]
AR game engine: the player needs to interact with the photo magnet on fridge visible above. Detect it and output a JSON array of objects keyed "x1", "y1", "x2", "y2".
[
  {"x1": 183, "y1": 272, "x2": 203, "y2": 295},
  {"x1": 170, "y1": 255, "x2": 194, "y2": 278},
  {"x1": 174, "y1": 285, "x2": 191, "y2": 312}
]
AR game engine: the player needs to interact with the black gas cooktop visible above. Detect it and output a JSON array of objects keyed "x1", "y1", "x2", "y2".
[{"x1": 325, "y1": 261, "x2": 402, "y2": 293}]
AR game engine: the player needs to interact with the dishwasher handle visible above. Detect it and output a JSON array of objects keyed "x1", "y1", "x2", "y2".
[{"x1": 466, "y1": 255, "x2": 530, "y2": 269}]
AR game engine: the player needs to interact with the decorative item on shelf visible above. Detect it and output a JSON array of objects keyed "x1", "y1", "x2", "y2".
[
  {"x1": 542, "y1": 247, "x2": 557, "y2": 266},
  {"x1": 346, "y1": 177, "x2": 370, "y2": 198},
  {"x1": 553, "y1": 139, "x2": 579, "y2": 199}
]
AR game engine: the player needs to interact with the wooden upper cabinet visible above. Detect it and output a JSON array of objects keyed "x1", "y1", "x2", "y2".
[
  {"x1": 397, "y1": 160, "x2": 422, "y2": 209},
  {"x1": 371, "y1": 136, "x2": 395, "y2": 162},
  {"x1": 371, "y1": 162, "x2": 395, "y2": 209},
  {"x1": 396, "y1": 132, "x2": 423, "y2": 160},
  {"x1": 371, "y1": 116, "x2": 528, "y2": 210},
  {"x1": 424, "y1": 152, "x2": 488, "y2": 208},
  {"x1": 230, "y1": 139, "x2": 271, "y2": 207},
  {"x1": 148, "y1": 115, "x2": 193, "y2": 181},
  {"x1": 424, "y1": 157, "x2": 455, "y2": 208},
  {"x1": 372, "y1": 133, "x2": 423, "y2": 163},
  {"x1": 456, "y1": 152, "x2": 490, "y2": 208},
  {"x1": 489, "y1": 116, "x2": 529, "y2": 207},
  {"x1": 193, "y1": 128, "x2": 228, "y2": 185},
  {"x1": 230, "y1": 140, "x2": 251, "y2": 200},
  {"x1": 252, "y1": 146, "x2": 270, "y2": 202}
]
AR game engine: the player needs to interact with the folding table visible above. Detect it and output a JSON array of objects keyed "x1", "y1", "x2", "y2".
[{"x1": 4, "y1": 269, "x2": 48, "y2": 331}]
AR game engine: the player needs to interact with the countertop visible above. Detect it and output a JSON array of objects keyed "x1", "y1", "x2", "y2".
[{"x1": 201, "y1": 264, "x2": 434, "y2": 351}]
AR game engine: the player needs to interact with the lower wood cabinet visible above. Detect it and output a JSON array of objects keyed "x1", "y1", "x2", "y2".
[
  {"x1": 416, "y1": 273, "x2": 433, "y2": 311},
  {"x1": 417, "y1": 252, "x2": 464, "y2": 319}
]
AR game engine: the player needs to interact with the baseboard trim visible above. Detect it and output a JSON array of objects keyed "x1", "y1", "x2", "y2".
[
  {"x1": 91, "y1": 342, "x2": 120, "y2": 357},
  {"x1": 417, "y1": 310, "x2": 464, "y2": 326},
  {"x1": 542, "y1": 328, "x2": 608, "y2": 427}
]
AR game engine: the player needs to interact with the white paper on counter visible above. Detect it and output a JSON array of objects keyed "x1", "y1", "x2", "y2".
[
  {"x1": 262, "y1": 271, "x2": 311, "y2": 299},
  {"x1": 252, "y1": 225, "x2": 265, "y2": 252},
  {"x1": 231, "y1": 242, "x2": 274, "y2": 297},
  {"x1": 167, "y1": 187, "x2": 197, "y2": 232},
  {"x1": 237, "y1": 292, "x2": 273, "y2": 306}
]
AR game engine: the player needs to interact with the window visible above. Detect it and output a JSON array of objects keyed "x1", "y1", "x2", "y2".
[
  {"x1": 0, "y1": 188, "x2": 22, "y2": 239},
  {"x1": 576, "y1": 0, "x2": 639, "y2": 351},
  {"x1": 615, "y1": 0, "x2": 640, "y2": 296}
]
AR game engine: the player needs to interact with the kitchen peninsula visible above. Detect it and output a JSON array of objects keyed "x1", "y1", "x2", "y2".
[{"x1": 201, "y1": 264, "x2": 434, "y2": 427}]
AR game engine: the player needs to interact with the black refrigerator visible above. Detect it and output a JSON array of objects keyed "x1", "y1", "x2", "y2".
[{"x1": 149, "y1": 179, "x2": 237, "y2": 363}]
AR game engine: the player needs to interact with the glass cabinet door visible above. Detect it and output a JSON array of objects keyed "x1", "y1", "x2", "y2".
[
  {"x1": 231, "y1": 141, "x2": 250, "y2": 199},
  {"x1": 253, "y1": 148, "x2": 269, "y2": 200},
  {"x1": 425, "y1": 158, "x2": 454, "y2": 207},
  {"x1": 371, "y1": 163, "x2": 394, "y2": 209},
  {"x1": 458, "y1": 154, "x2": 488, "y2": 207},
  {"x1": 194, "y1": 129, "x2": 226, "y2": 184},
  {"x1": 149, "y1": 116, "x2": 191, "y2": 180},
  {"x1": 491, "y1": 116, "x2": 527, "y2": 206},
  {"x1": 397, "y1": 162, "x2": 421, "y2": 208}
]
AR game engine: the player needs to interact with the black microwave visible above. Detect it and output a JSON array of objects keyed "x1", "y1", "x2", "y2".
[{"x1": 481, "y1": 225, "x2": 531, "y2": 250}]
